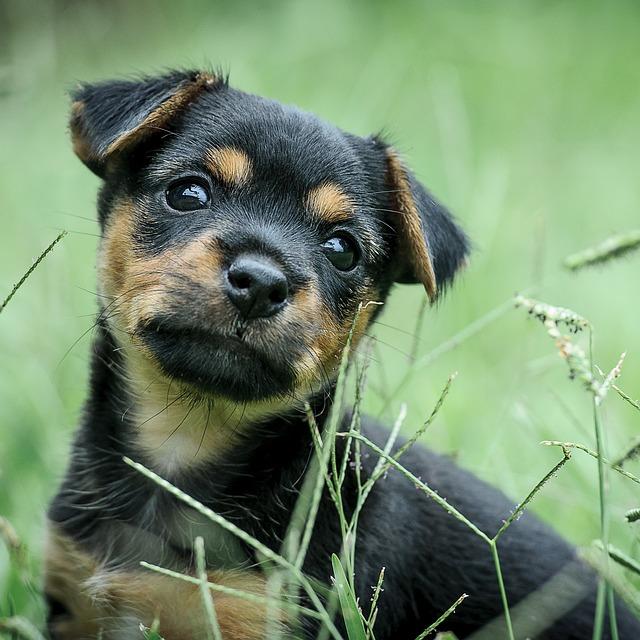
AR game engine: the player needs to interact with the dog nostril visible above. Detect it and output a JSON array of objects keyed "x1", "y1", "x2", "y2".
[
  {"x1": 226, "y1": 255, "x2": 289, "y2": 320},
  {"x1": 269, "y1": 285, "x2": 287, "y2": 305},
  {"x1": 233, "y1": 274, "x2": 253, "y2": 290}
]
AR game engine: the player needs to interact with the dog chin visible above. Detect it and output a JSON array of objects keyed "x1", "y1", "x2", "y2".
[{"x1": 139, "y1": 322, "x2": 297, "y2": 403}]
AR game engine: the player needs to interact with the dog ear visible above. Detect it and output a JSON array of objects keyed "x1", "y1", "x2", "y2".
[
  {"x1": 69, "y1": 70, "x2": 218, "y2": 177},
  {"x1": 383, "y1": 147, "x2": 469, "y2": 302}
]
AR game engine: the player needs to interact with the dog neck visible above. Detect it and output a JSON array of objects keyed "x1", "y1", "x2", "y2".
[
  {"x1": 87, "y1": 321, "x2": 328, "y2": 480},
  {"x1": 52, "y1": 322, "x2": 337, "y2": 553},
  {"x1": 124, "y1": 350, "x2": 297, "y2": 476}
]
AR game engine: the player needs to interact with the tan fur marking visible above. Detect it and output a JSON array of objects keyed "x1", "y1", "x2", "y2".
[
  {"x1": 106, "y1": 73, "x2": 217, "y2": 157},
  {"x1": 70, "y1": 73, "x2": 217, "y2": 166},
  {"x1": 102, "y1": 569, "x2": 281, "y2": 640},
  {"x1": 99, "y1": 200, "x2": 224, "y2": 335},
  {"x1": 99, "y1": 202, "x2": 135, "y2": 304},
  {"x1": 385, "y1": 149, "x2": 438, "y2": 301},
  {"x1": 306, "y1": 182, "x2": 354, "y2": 223},
  {"x1": 44, "y1": 525, "x2": 102, "y2": 638},
  {"x1": 289, "y1": 284, "x2": 325, "y2": 386},
  {"x1": 44, "y1": 524, "x2": 283, "y2": 640},
  {"x1": 297, "y1": 293, "x2": 378, "y2": 388},
  {"x1": 70, "y1": 100, "x2": 94, "y2": 165},
  {"x1": 205, "y1": 147, "x2": 253, "y2": 186},
  {"x1": 98, "y1": 201, "x2": 169, "y2": 341}
]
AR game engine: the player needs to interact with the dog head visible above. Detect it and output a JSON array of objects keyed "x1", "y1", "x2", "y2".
[{"x1": 71, "y1": 70, "x2": 468, "y2": 404}]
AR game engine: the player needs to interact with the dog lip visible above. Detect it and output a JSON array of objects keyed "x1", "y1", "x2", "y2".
[
  {"x1": 138, "y1": 316, "x2": 296, "y2": 401},
  {"x1": 141, "y1": 319, "x2": 252, "y2": 352}
]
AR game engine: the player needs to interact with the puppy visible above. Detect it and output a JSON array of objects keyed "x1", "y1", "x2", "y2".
[{"x1": 45, "y1": 70, "x2": 639, "y2": 639}]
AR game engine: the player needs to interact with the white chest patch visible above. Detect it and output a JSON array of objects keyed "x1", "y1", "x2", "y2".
[{"x1": 124, "y1": 353, "x2": 288, "y2": 475}]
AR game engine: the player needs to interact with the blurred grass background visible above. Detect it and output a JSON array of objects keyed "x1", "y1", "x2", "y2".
[{"x1": 1, "y1": 0, "x2": 639, "y2": 625}]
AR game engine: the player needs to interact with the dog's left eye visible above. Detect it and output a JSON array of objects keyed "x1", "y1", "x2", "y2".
[
  {"x1": 321, "y1": 235, "x2": 358, "y2": 271},
  {"x1": 165, "y1": 180, "x2": 211, "y2": 211}
]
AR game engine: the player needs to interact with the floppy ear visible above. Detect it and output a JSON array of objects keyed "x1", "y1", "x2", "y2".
[
  {"x1": 69, "y1": 70, "x2": 218, "y2": 177},
  {"x1": 383, "y1": 147, "x2": 469, "y2": 302}
]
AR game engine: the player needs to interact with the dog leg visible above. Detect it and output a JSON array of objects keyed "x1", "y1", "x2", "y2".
[{"x1": 44, "y1": 523, "x2": 285, "y2": 640}]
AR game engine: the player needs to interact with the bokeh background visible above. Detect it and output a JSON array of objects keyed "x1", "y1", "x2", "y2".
[{"x1": 1, "y1": 0, "x2": 639, "y2": 625}]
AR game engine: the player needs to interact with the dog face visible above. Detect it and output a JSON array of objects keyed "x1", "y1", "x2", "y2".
[{"x1": 71, "y1": 70, "x2": 468, "y2": 404}]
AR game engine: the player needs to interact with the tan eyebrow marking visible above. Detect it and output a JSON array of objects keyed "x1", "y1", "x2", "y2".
[
  {"x1": 306, "y1": 183, "x2": 354, "y2": 223},
  {"x1": 205, "y1": 147, "x2": 252, "y2": 186}
]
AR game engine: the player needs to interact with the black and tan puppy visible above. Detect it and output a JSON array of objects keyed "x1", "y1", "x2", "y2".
[{"x1": 46, "y1": 70, "x2": 639, "y2": 639}]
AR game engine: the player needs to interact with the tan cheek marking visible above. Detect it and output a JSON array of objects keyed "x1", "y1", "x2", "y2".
[
  {"x1": 100, "y1": 200, "x2": 225, "y2": 335},
  {"x1": 173, "y1": 232, "x2": 223, "y2": 284},
  {"x1": 44, "y1": 523, "x2": 285, "y2": 639},
  {"x1": 309, "y1": 307, "x2": 344, "y2": 376},
  {"x1": 288, "y1": 285, "x2": 324, "y2": 385},
  {"x1": 294, "y1": 285, "x2": 380, "y2": 388},
  {"x1": 313, "y1": 303, "x2": 377, "y2": 370},
  {"x1": 129, "y1": 232, "x2": 225, "y2": 329},
  {"x1": 99, "y1": 201, "x2": 136, "y2": 300},
  {"x1": 306, "y1": 182, "x2": 354, "y2": 223},
  {"x1": 99, "y1": 200, "x2": 159, "y2": 337},
  {"x1": 205, "y1": 147, "x2": 252, "y2": 186},
  {"x1": 99, "y1": 202, "x2": 170, "y2": 338},
  {"x1": 291, "y1": 284, "x2": 322, "y2": 323}
]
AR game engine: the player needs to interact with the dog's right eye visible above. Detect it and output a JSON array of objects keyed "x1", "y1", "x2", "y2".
[{"x1": 166, "y1": 180, "x2": 211, "y2": 211}]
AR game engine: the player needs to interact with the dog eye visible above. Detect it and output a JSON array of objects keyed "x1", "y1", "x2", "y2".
[
  {"x1": 166, "y1": 180, "x2": 211, "y2": 211},
  {"x1": 321, "y1": 235, "x2": 358, "y2": 271}
]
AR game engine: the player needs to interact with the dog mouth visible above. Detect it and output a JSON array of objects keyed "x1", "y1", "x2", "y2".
[{"x1": 138, "y1": 318, "x2": 297, "y2": 402}]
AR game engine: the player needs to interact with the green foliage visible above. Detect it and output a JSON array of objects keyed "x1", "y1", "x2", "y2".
[
  {"x1": 414, "y1": 594, "x2": 467, "y2": 640},
  {"x1": 2, "y1": 0, "x2": 640, "y2": 636},
  {"x1": 331, "y1": 555, "x2": 367, "y2": 640},
  {"x1": 564, "y1": 230, "x2": 640, "y2": 271},
  {"x1": 141, "y1": 619, "x2": 165, "y2": 640},
  {"x1": 0, "y1": 616, "x2": 46, "y2": 640}
]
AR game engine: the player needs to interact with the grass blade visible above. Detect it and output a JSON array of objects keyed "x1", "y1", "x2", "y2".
[
  {"x1": 332, "y1": 554, "x2": 366, "y2": 640},
  {"x1": 0, "y1": 616, "x2": 46, "y2": 640},
  {"x1": 194, "y1": 536, "x2": 223, "y2": 640},
  {"x1": 0, "y1": 231, "x2": 67, "y2": 315},
  {"x1": 414, "y1": 593, "x2": 467, "y2": 640},
  {"x1": 365, "y1": 566, "x2": 385, "y2": 638},
  {"x1": 493, "y1": 448, "x2": 572, "y2": 541},
  {"x1": 612, "y1": 385, "x2": 640, "y2": 414},
  {"x1": 338, "y1": 431, "x2": 490, "y2": 543},
  {"x1": 597, "y1": 542, "x2": 640, "y2": 577},
  {"x1": 625, "y1": 509, "x2": 640, "y2": 524},
  {"x1": 564, "y1": 230, "x2": 640, "y2": 271},
  {"x1": 541, "y1": 441, "x2": 640, "y2": 486},
  {"x1": 140, "y1": 561, "x2": 320, "y2": 619}
]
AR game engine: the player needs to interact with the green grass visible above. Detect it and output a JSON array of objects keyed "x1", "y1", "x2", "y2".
[{"x1": 1, "y1": 0, "x2": 640, "y2": 634}]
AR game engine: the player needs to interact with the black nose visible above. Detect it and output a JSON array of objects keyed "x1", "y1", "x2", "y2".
[{"x1": 225, "y1": 255, "x2": 289, "y2": 319}]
